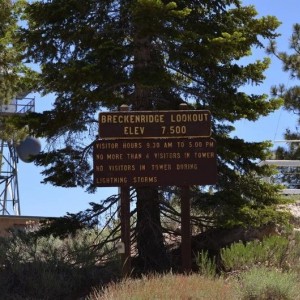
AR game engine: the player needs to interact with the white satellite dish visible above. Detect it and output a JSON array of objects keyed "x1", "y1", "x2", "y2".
[{"x1": 16, "y1": 136, "x2": 41, "y2": 163}]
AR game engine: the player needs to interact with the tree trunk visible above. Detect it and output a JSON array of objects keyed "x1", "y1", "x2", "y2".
[
  {"x1": 132, "y1": 32, "x2": 170, "y2": 272},
  {"x1": 135, "y1": 187, "x2": 169, "y2": 272}
]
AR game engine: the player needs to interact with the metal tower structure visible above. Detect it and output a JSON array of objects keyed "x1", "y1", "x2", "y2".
[{"x1": 0, "y1": 95, "x2": 35, "y2": 215}]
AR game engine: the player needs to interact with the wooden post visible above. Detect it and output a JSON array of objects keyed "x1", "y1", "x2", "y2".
[
  {"x1": 119, "y1": 104, "x2": 131, "y2": 277},
  {"x1": 120, "y1": 186, "x2": 131, "y2": 277},
  {"x1": 181, "y1": 187, "x2": 191, "y2": 273}
]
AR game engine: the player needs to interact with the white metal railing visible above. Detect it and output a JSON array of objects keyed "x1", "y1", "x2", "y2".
[
  {"x1": 259, "y1": 160, "x2": 300, "y2": 194},
  {"x1": 259, "y1": 160, "x2": 300, "y2": 167},
  {"x1": 0, "y1": 97, "x2": 35, "y2": 115}
]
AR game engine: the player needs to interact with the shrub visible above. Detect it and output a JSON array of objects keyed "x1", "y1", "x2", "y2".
[
  {"x1": 0, "y1": 228, "x2": 119, "y2": 299},
  {"x1": 239, "y1": 267, "x2": 300, "y2": 300},
  {"x1": 285, "y1": 230, "x2": 300, "y2": 273},
  {"x1": 220, "y1": 235, "x2": 290, "y2": 272},
  {"x1": 88, "y1": 273, "x2": 239, "y2": 300},
  {"x1": 195, "y1": 250, "x2": 217, "y2": 277}
]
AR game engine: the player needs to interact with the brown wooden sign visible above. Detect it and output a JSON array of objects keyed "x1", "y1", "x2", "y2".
[
  {"x1": 93, "y1": 137, "x2": 217, "y2": 187},
  {"x1": 99, "y1": 110, "x2": 211, "y2": 139}
]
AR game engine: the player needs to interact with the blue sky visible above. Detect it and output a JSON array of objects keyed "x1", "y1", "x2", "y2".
[
  {"x1": 15, "y1": 0, "x2": 300, "y2": 217},
  {"x1": 233, "y1": 0, "x2": 299, "y2": 143}
]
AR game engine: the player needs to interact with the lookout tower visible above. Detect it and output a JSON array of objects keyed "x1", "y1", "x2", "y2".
[{"x1": 0, "y1": 94, "x2": 35, "y2": 215}]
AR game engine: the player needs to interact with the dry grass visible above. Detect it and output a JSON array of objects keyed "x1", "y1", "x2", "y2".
[{"x1": 87, "y1": 273, "x2": 240, "y2": 300}]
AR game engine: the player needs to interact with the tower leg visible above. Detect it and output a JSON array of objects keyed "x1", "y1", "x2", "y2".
[{"x1": 0, "y1": 140, "x2": 21, "y2": 215}]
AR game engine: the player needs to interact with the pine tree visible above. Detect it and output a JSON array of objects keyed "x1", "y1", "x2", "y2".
[
  {"x1": 19, "y1": 0, "x2": 288, "y2": 271},
  {"x1": 0, "y1": 0, "x2": 36, "y2": 105},
  {"x1": 268, "y1": 23, "x2": 300, "y2": 152},
  {"x1": 267, "y1": 23, "x2": 300, "y2": 189},
  {"x1": 0, "y1": 0, "x2": 37, "y2": 140}
]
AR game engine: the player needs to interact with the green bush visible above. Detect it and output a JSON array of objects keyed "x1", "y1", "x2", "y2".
[
  {"x1": 195, "y1": 250, "x2": 216, "y2": 277},
  {"x1": 0, "y1": 229, "x2": 119, "y2": 299},
  {"x1": 220, "y1": 235, "x2": 290, "y2": 272},
  {"x1": 286, "y1": 231, "x2": 300, "y2": 273},
  {"x1": 88, "y1": 273, "x2": 240, "y2": 300},
  {"x1": 240, "y1": 267, "x2": 300, "y2": 300}
]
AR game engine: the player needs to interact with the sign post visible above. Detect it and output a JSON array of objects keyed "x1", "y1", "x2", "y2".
[
  {"x1": 94, "y1": 104, "x2": 217, "y2": 275},
  {"x1": 120, "y1": 186, "x2": 131, "y2": 277},
  {"x1": 181, "y1": 186, "x2": 191, "y2": 273}
]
